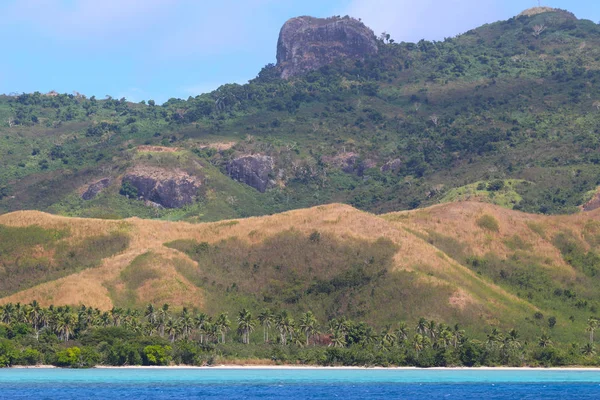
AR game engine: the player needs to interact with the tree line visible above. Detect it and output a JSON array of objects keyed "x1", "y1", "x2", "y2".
[{"x1": 0, "y1": 301, "x2": 599, "y2": 368}]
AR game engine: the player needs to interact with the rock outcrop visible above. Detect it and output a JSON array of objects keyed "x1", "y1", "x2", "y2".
[
  {"x1": 227, "y1": 155, "x2": 274, "y2": 192},
  {"x1": 276, "y1": 16, "x2": 378, "y2": 79},
  {"x1": 121, "y1": 167, "x2": 201, "y2": 208},
  {"x1": 81, "y1": 178, "x2": 111, "y2": 200}
]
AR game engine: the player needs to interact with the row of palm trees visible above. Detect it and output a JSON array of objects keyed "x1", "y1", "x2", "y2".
[{"x1": 0, "y1": 302, "x2": 596, "y2": 356}]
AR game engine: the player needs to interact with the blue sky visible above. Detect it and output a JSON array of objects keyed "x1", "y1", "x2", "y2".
[{"x1": 1, "y1": 0, "x2": 598, "y2": 103}]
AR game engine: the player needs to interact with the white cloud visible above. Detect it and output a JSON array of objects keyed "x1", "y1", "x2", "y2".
[{"x1": 345, "y1": 0, "x2": 506, "y2": 43}]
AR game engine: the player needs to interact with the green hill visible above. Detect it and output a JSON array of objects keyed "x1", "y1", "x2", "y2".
[{"x1": 1, "y1": 8, "x2": 600, "y2": 221}]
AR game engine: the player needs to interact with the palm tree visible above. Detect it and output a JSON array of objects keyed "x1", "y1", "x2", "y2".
[
  {"x1": 237, "y1": 308, "x2": 256, "y2": 345},
  {"x1": 57, "y1": 313, "x2": 76, "y2": 342},
  {"x1": 582, "y1": 343, "x2": 597, "y2": 357},
  {"x1": 166, "y1": 318, "x2": 179, "y2": 343},
  {"x1": 438, "y1": 328, "x2": 453, "y2": 349},
  {"x1": 538, "y1": 333, "x2": 552, "y2": 348},
  {"x1": 299, "y1": 311, "x2": 318, "y2": 346},
  {"x1": 110, "y1": 307, "x2": 123, "y2": 327},
  {"x1": 395, "y1": 322, "x2": 410, "y2": 345},
  {"x1": 215, "y1": 313, "x2": 231, "y2": 344},
  {"x1": 158, "y1": 304, "x2": 170, "y2": 337},
  {"x1": 380, "y1": 324, "x2": 396, "y2": 348},
  {"x1": 275, "y1": 311, "x2": 293, "y2": 345},
  {"x1": 257, "y1": 309, "x2": 274, "y2": 343},
  {"x1": 416, "y1": 318, "x2": 428, "y2": 336},
  {"x1": 100, "y1": 312, "x2": 111, "y2": 327},
  {"x1": 413, "y1": 334, "x2": 426, "y2": 357},
  {"x1": 586, "y1": 317, "x2": 599, "y2": 344},
  {"x1": 486, "y1": 328, "x2": 503, "y2": 350},
  {"x1": 180, "y1": 310, "x2": 194, "y2": 340},
  {"x1": 194, "y1": 313, "x2": 210, "y2": 344},
  {"x1": 1, "y1": 303, "x2": 14, "y2": 324},
  {"x1": 28, "y1": 300, "x2": 42, "y2": 333},
  {"x1": 330, "y1": 329, "x2": 347, "y2": 348},
  {"x1": 427, "y1": 320, "x2": 437, "y2": 341},
  {"x1": 451, "y1": 324, "x2": 465, "y2": 348},
  {"x1": 145, "y1": 304, "x2": 157, "y2": 327}
]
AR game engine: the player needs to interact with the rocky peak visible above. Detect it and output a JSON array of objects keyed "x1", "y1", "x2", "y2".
[{"x1": 276, "y1": 16, "x2": 378, "y2": 79}]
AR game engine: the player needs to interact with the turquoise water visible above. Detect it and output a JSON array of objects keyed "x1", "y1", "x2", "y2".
[{"x1": 1, "y1": 368, "x2": 599, "y2": 399}]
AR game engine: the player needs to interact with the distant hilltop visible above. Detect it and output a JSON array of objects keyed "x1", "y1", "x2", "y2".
[{"x1": 276, "y1": 16, "x2": 378, "y2": 79}]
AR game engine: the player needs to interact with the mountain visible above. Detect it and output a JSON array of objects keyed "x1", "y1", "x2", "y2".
[
  {"x1": 1, "y1": 201, "x2": 599, "y2": 344},
  {"x1": 1, "y1": 8, "x2": 600, "y2": 221}
]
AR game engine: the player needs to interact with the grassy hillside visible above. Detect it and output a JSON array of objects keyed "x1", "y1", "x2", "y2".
[
  {"x1": 0, "y1": 9, "x2": 600, "y2": 220},
  {"x1": 1, "y1": 201, "x2": 599, "y2": 346}
]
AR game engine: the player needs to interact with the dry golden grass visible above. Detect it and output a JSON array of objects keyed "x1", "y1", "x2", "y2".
[
  {"x1": 137, "y1": 145, "x2": 181, "y2": 153},
  {"x1": 2, "y1": 201, "x2": 594, "y2": 316},
  {"x1": 518, "y1": 7, "x2": 557, "y2": 17}
]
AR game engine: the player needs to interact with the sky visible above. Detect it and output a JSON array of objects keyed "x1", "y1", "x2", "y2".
[{"x1": 1, "y1": 0, "x2": 599, "y2": 103}]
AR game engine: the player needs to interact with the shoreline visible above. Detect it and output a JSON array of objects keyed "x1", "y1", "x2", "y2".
[{"x1": 10, "y1": 364, "x2": 600, "y2": 371}]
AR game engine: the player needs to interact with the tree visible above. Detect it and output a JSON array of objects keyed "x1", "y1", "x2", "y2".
[
  {"x1": 158, "y1": 304, "x2": 170, "y2": 337},
  {"x1": 165, "y1": 319, "x2": 179, "y2": 343},
  {"x1": 258, "y1": 309, "x2": 274, "y2": 343},
  {"x1": 299, "y1": 311, "x2": 318, "y2": 346},
  {"x1": 330, "y1": 329, "x2": 347, "y2": 348},
  {"x1": 582, "y1": 343, "x2": 596, "y2": 357},
  {"x1": 275, "y1": 311, "x2": 293, "y2": 345},
  {"x1": 215, "y1": 313, "x2": 231, "y2": 344},
  {"x1": 194, "y1": 313, "x2": 210, "y2": 344},
  {"x1": 586, "y1": 317, "x2": 598, "y2": 344},
  {"x1": 413, "y1": 334, "x2": 426, "y2": 357},
  {"x1": 145, "y1": 304, "x2": 157, "y2": 327},
  {"x1": 237, "y1": 308, "x2": 256, "y2": 345},
  {"x1": 395, "y1": 322, "x2": 410, "y2": 345},
  {"x1": 538, "y1": 333, "x2": 552, "y2": 348},
  {"x1": 180, "y1": 308, "x2": 194, "y2": 339},
  {"x1": 416, "y1": 318, "x2": 428, "y2": 336}
]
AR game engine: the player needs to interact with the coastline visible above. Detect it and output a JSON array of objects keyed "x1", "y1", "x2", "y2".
[
  {"x1": 92, "y1": 365, "x2": 600, "y2": 371},
  {"x1": 9, "y1": 364, "x2": 600, "y2": 370}
]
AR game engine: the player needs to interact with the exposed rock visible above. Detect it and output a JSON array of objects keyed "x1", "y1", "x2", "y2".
[
  {"x1": 227, "y1": 155, "x2": 274, "y2": 192},
  {"x1": 381, "y1": 159, "x2": 402, "y2": 173},
  {"x1": 323, "y1": 152, "x2": 375, "y2": 176},
  {"x1": 121, "y1": 167, "x2": 201, "y2": 208},
  {"x1": 81, "y1": 178, "x2": 111, "y2": 200},
  {"x1": 276, "y1": 16, "x2": 378, "y2": 79}
]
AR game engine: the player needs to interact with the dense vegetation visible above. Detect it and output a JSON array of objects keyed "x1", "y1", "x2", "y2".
[
  {"x1": 1, "y1": 9, "x2": 600, "y2": 221},
  {"x1": 1, "y1": 301, "x2": 599, "y2": 368}
]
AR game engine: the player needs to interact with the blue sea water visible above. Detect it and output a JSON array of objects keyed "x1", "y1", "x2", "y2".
[{"x1": 1, "y1": 368, "x2": 599, "y2": 399}]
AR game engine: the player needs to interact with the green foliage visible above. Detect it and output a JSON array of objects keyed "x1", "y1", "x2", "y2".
[
  {"x1": 554, "y1": 232, "x2": 600, "y2": 277},
  {"x1": 476, "y1": 215, "x2": 500, "y2": 232},
  {"x1": 143, "y1": 345, "x2": 172, "y2": 366},
  {"x1": 55, "y1": 347, "x2": 82, "y2": 367},
  {"x1": 119, "y1": 181, "x2": 138, "y2": 199},
  {"x1": 1, "y1": 10, "x2": 600, "y2": 219}
]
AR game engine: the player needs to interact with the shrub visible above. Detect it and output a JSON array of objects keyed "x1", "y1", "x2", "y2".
[
  {"x1": 476, "y1": 214, "x2": 500, "y2": 232},
  {"x1": 55, "y1": 347, "x2": 82, "y2": 367},
  {"x1": 143, "y1": 345, "x2": 172, "y2": 366}
]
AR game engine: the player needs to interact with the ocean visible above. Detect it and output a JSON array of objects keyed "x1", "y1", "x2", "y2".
[{"x1": 1, "y1": 368, "x2": 599, "y2": 399}]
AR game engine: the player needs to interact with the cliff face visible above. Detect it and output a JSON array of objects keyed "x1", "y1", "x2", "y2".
[
  {"x1": 227, "y1": 155, "x2": 274, "y2": 192},
  {"x1": 121, "y1": 167, "x2": 201, "y2": 208},
  {"x1": 276, "y1": 16, "x2": 378, "y2": 79}
]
